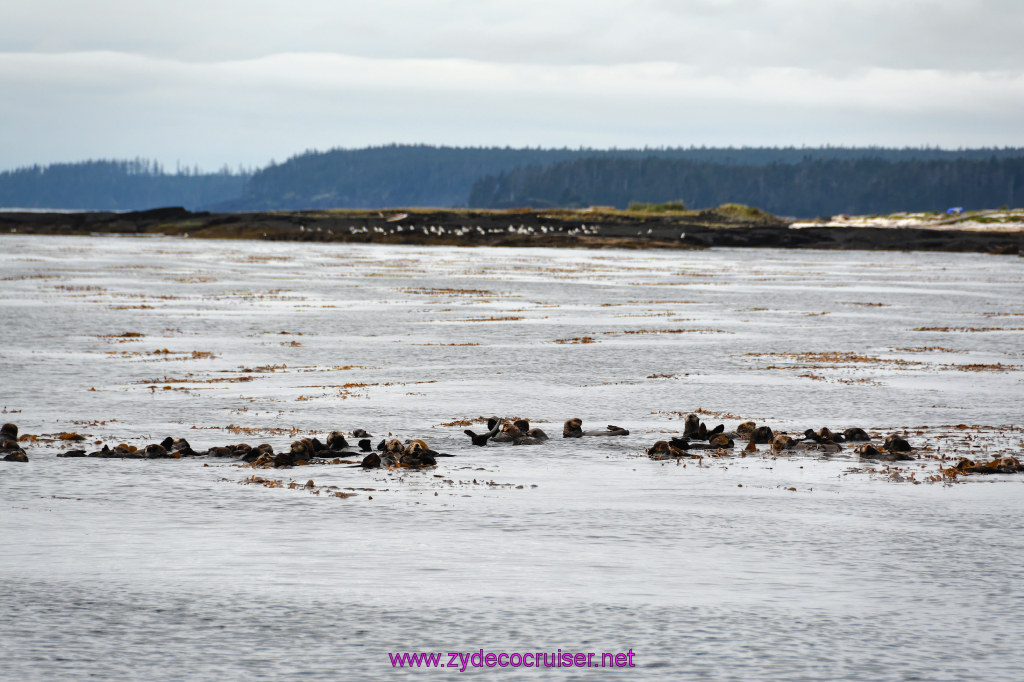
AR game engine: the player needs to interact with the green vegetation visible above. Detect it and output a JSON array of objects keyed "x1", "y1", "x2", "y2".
[
  {"x1": 713, "y1": 203, "x2": 772, "y2": 220},
  {"x1": 628, "y1": 200, "x2": 688, "y2": 213},
  {"x1": 958, "y1": 212, "x2": 1024, "y2": 224}
]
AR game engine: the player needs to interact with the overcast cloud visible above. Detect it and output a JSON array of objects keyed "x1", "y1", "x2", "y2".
[{"x1": 2, "y1": 0, "x2": 1022, "y2": 170}]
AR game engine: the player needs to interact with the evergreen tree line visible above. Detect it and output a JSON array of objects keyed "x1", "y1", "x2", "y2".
[
  {"x1": 230, "y1": 145, "x2": 586, "y2": 210},
  {"x1": 0, "y1": 159, "x2": 250, "y2": 211},
  {"x1": 467, "y1": 156, "x2": 1024, "y2": 217},
  {"x1": 232, "y1": 144, "x2": 1024, "y2": 211},
  {"x1": 1, "y1": 146, "x2": 1023, "y2": 213}
]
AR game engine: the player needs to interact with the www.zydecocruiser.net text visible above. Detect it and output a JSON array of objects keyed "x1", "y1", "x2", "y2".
[{"x1": 389, "y1": 649, "x2": 637, "y2": 671}]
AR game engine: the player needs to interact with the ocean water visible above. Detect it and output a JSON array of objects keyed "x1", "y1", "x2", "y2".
[{"x1": 1, "y1": 235, "x2": 1023, "y2": 680}]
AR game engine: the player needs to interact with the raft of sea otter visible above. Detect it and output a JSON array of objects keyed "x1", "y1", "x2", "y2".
[
  {"x1": 646, "y1": 413, "x2": 909, "y2": 459},
  {"x1": 0, "y1": 422, "x2": 445, "y2": 469},
  {"x1": 644, "y1": 414, "x2": 1024, "y2": 478},
  {"x1": 1, "y1": 416, "x2": 1021, "y2": 479},
  {"x1": 462, "y1": 417, "x2": 628, "y2": 446}
]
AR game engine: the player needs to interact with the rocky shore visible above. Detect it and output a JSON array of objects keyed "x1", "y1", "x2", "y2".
[{"x1": 2, "y1": 206, "x2": 1021, "y2": 253}]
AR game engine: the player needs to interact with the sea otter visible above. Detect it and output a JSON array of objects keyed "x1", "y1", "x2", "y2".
[
  {"x1": 159, "y1": 436, "x2": 193, "y2": 453},
  {"x1": 562, "y1": 418, "x2": 629, "y2": 438},
  {"x1": 0, "y1": 423, "x2": 26, "y2": 461},
  {"x1": 817, "y1": 427, "x2": 845, "y2": 443},
  {"x1": 510, "y1": 427, "x2": 549, "y2": 446},
  {"x1": 326, "y1": 431, "x2": 349, "y2": 450},
  {"x1": 884, "y1": 434, "x2": 912, "y2": 452},
  {"x1": 273, "y1": 450, "x2": 296, "y2": 467},
  {"x1": 772, "y1": 434, "x2": 796, "y2": 451},
  {"x1": 504, "y1": 419, "x2": 550, "y2": 445},
  {"x1": 464, "y1": 416, "x2": 502, "y2": 446},
  {"x1": 856, "y1": 443, "x2": 880, "y2": 458},
  {"x1": 683, "y1": 414, "x2": 701, "y2": 438},
  {"x1": 647, "y1": 440, "x2": 689, "y2": 458},
  {"x1": 748, "y1": 426, "x2": 774, "y2": 444},
  {"x1": 858, "y1": 443, "x2": 912, "y2": 461},
  {"x1": 709, "y1": 434, "x2": 734, "y2": 448},
  {"x1": 802, "y1": 429, "x2": 840, "y2": 446},
  {"x1": 399, "y1": 445, "x2": 437, "y2": 466},
  {"x1": 799, "y1": 429, "x2": 842, "y2": 453},
  {"x1": 241, "y1": 443, "x2": 274, "y2": 463},
  {"x1": 404, "y1": 439, "x2": 430, "y2": 456},
  {"x1": 144, "y1": 444, "x2": 169, "y2": 459},
  {"x1": 491, "y1": 421, "x2": 523, "y2": 443},
  {"x1": 682, "y1": 415, "x2": 724, "y2": 441},
  {"x1": 295, "y1": 438, "x2": 319, "y2": 459},
  {"x1": 842, "y1": 427, "x2": 870, "y2": 442}
]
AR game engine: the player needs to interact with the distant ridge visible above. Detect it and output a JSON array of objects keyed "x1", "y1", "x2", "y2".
[
  {"x1": 468, "y1": 155, "x2": 1024, "y2": 217},
  {"x1": 0, "y1": 159, "x2": 248, "y2": 212},
  {"x1": 224, "y1": 144, "x2": 1024, "y2": 214},
  {"x1": 2, "y1": 145, "x2": 1023, "y2": 215}
]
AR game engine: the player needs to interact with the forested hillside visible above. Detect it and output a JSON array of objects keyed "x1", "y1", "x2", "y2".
[
  {"x1": 467, "y1": 156, "x2": 1024, "y2": 217},
  {"x1": 2, "y1": 146, "x2": 1022, "y2": 214},
  {"x1": 223, "y1": 145, "x2": 584, "y2": 210},
  {"x1": 227, "y1": 144, "x2": 1024, "y2": 211},
  {"x1": 0, "y1": 159, "x2": 249, "y2": 211}
]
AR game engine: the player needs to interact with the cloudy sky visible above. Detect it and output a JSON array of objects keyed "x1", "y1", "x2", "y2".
[{"x1": 2, "y1": 0, "x2": 1023, "y2": 171}]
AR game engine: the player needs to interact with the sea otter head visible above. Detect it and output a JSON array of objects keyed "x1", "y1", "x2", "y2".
[
  {"x1": 404, "y1": 439, "x2": 430, "y2": 455},
  {"x1": 502, "y1": 423, "x2": 524, "y2": 439}
]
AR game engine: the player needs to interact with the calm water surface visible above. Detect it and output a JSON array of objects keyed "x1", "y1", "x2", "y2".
[{"x1": 1, "y1": 235, "x2": 1023, "y2": 680}]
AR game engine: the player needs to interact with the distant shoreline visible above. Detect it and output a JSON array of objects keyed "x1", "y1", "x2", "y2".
[{"x1": 1, "y1": 206, "x2": 1020, "y2": 254}]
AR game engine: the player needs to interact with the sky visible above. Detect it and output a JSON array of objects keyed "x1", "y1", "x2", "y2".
[{"x1": 2, "y1": 0, "x2": 1023, "y2": 171}]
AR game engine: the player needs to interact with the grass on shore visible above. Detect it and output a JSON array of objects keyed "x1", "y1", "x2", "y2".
[
  {"x1": 627, "y1": 200, "x2": 688, "y2": 213},
  {"x1": 286, "y1": 203, "x2": 778, "y2": 222},
  {"x1": 871, "y1": 208, "x2": 1024, "y2": 224},
  {"x1": 713, "y1": 203, "x2": 776, "y2": 221}
]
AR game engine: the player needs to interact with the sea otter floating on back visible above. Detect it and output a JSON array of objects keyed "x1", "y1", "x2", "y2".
[{"x1": 563, "y1": 418, "x2": 629, "y2": 438}]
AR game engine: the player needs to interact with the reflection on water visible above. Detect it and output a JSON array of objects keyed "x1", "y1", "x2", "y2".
[{"x1": 1, "y1": 235, "x2": 1023, "y2": 680}]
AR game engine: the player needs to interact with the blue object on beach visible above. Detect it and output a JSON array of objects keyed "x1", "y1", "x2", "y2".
[{"x1": 947, "y1": 207, "x2": 964, "y2": 215}]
